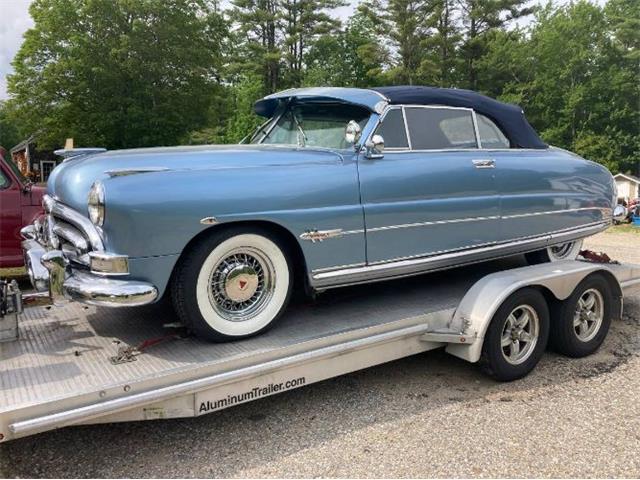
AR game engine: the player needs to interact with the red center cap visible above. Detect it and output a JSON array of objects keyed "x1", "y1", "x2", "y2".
[{"x1": 239, "y1": 280, "x2": 247, "y2": 289}]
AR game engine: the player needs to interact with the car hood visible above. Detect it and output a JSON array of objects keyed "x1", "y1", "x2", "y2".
[{"x1": 47, "y1": 144, "x2": 344, "y2": 213}]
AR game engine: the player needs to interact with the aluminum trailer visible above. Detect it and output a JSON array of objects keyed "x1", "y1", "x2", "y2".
[{"x1": 1, "y1": 258, "x2": 639, "y2": 442}]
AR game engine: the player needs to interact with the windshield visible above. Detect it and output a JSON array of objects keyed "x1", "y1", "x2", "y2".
[
  {"x1": 4, "y1": 155, "x2": 28, "y2": 184},
  {"x1": 252, "y1": 103, "x2": 370, "y2": 149}
]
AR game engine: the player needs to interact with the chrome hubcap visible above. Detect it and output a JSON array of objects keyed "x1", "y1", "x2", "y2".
[
  {"x1": 224, "y1": 265, "x2": 259, "y2": 302},
  {"x1": 208, "y1": 248, "x2": 275, "y2": 321},
  {"x1": 550, "y1": 242, "x2": 575, "y2": 260},
  {"x1": 573, "y1": 288, "x2": 604, "y2": 342},
  {"x1": 501, "y1": 305, "x2": 539, "y2": 365}
]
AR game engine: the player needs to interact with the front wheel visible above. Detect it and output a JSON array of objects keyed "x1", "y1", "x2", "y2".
[
  {"x1": 525, "y1": 239, "x2": 583, "y2": 265},
  {"x1": 172, "y1": 227, "x2": 293, "y2": 341}
]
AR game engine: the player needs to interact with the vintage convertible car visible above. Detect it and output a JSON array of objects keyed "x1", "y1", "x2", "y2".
[{"x1": 21, "y1": 86, "x2": 621, "y2": 340}]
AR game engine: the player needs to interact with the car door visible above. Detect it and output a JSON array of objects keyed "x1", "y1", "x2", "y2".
[
  {"x1": 358, "y1": 106, "x2": 501, "y2": 264},
  {"x1": 0, "y1": 163, "x2": 23, "y2": 267}
]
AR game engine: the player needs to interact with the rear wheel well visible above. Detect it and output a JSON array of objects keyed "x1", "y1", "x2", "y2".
[{"x1": 168, "y1": 221, "x2": 309, "y2": 299}]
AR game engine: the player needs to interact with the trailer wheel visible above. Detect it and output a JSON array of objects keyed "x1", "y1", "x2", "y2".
[
  {"x1": 172, "y1": 226, "x2": 293, "y2": 341},
  {"x1": 525, "y1": 240, "x2": 583, "y2": 264},
  {"x1": 480, "y1": 288, "x2": 550, "y2": 381},
  {"x1": 548, "y1": 274, "x2": 613, "y2": 357}
]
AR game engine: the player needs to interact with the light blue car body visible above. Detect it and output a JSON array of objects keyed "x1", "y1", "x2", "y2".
[{"x1": 46, "y1": 87, "x2": 616, "y2": 298}]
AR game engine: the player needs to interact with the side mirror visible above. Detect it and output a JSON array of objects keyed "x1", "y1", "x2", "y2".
[
  {"x1": 345, "y1": 120, "x2": 362, "y2": 146},
  {"x1": 613, "y1": 204, "x2": 627, "y2": 223},
  {"x1": 365, "y1": 134, "x2": 384, "y2": 159}
]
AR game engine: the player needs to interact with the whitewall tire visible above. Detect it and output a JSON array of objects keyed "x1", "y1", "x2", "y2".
[
  {"x1": 172, "y1": 227, "x2": 293, "y2": 341},
  {"x1": 526, "y1": 239, "x2": 583, "y2": 264}
]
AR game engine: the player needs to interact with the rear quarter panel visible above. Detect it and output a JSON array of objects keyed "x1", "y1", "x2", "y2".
[{"x1": 495, "y1": 148, "x2": 614, "y2": 239}]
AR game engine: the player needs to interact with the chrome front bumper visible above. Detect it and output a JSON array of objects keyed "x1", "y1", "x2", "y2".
[{"x1": 22, "y1": 239, "x2": 158, "y2": 308}]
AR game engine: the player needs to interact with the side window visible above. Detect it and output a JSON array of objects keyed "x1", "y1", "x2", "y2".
[
  {"x1": 477, "y1": 114, "x2": 510, "y2": 148},
  {"x1": 0, "y1": 168, "x2": 9, "y2": 189},
  {"x1": 405, "y1": 107, "x2": 477, "y2": 150},
  {"x1": 375, "y1": 108, "x2": 408, "y2": 149}
]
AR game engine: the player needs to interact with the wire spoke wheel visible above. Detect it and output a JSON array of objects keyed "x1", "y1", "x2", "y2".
[
  {"x1": 207, "y1": 247, "x2": 276, "y2": 322},
  {"x1": 573, "y1": 288, "x2": 604, "y2": 342},
  {"x1": 500, "y1": 304, "x2": 540, "y2": 365}
]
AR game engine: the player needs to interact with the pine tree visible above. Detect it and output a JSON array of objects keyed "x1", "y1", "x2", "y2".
[
  {"x1": 280, "y1": 0, "x2": 346, "y2": 87},
  {"x1": 457, "y1": 0, "x2": 535, "y2": 90},
  {"x1": 228, "y1": 0, "x2": 281, "y2": 93},
  {"x1": 359, "y1": 0, "x2": 435, "y2": 85}
]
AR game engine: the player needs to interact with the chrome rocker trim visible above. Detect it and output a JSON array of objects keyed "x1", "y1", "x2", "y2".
[
  {"x1": 22, "y1": 240, "x2": 158, "y2": 308},
  {"x1": 310, "y1": 221, "x2": 609, "y2": 289}
]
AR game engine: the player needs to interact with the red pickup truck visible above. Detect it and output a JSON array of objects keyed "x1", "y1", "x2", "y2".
[{"x1": 0, "y1": 147, "x2": 45, "y2": 268}]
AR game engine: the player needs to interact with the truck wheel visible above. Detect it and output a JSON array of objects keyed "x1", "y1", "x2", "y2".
[
  {"x1": 172, "y1": 227, "x2": 292, "y2": 341},
  {"x1": 480, "y1": 288, "x2": 550, "y2": 381},
  {"x1": 525, "y1": 240, "x2": 583, "y2": 264},
  {"x1": 548, "y1": 274, "x2": 613, "y2": 357}
]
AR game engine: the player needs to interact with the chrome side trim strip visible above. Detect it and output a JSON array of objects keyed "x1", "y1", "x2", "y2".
[
  {"x1": 349, "y1": 207, "x2": 606, "y2": 235},
  {"x1": 310, "y1": 221, "x2": 609, "y2": 289},
  {"x1": 300, "y1": 229, "x2": 343, "y2": 242},
  {"x1": 200, "y1": 217, "x2": 219, "y2": 225},
  {"x1": 105, "y1": 167, "x2": 170, "y2": 177},
  {"x1": 501, "y1": 206, "x2": 608, "y2": 220},
  {"x1": 365, "y1": 215, "x2": 500, "y2": 233}
]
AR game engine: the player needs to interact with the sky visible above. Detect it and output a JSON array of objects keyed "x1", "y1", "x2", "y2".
[
  {"x1": 0, "y1": 0, "x2": 606, "y2": 100},
  {"x1": 0, "y1": 0, "x2": 34, "y2": 100}
]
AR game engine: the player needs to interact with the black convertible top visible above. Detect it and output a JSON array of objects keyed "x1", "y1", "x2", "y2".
[{"x1": 373, "y1": 86, "x2": 547, "y2": 149}]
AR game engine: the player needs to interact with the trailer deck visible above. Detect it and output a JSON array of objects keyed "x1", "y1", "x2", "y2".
[{"x1": 1, "y1": 257, "x2": 639, "y2": 442}]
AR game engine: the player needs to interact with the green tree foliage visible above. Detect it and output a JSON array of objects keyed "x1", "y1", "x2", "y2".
[
  {"x1": 280, "y1": 0, "x2": 347, "y2": 87},
  {"x1": 0, "y1": 101, "x2": 22, "y2": 152},
  {"x1": 228, "y1": 0, "x2": 281, "y2": 93},
  {"x1": 303, "y1": 12, "x2": 386, "y2": 87},
  {"x1": 456, "y1": 0, "x2": 535, "y2": 90},
  {"x1": 4, "y1": 0, "x2": 638, "y2": 174},
  {"x1": 8, "y1": 0, "x2": 226, "y2": 150},
  {"x1": 479, "y1": 1, "x2": 638, "y2": 173},
  {"x1": 358, "y1": 0, "x2": 433, "y2": 85},
  {"x1": 419, "y1": 0, "x2": 462, "y2": 87}
]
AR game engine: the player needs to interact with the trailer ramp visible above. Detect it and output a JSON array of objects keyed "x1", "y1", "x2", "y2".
[
  {"x1": 1, "y1": 260, "x2": 517, "y2": 441},
  {"x1": 2, "y1": 258, "x2": 638, "y2": 441}
]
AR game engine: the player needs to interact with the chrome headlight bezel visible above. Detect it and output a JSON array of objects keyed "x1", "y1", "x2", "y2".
[{"x1": 87, "y1": 181, "x2": 105, "y2": 227}]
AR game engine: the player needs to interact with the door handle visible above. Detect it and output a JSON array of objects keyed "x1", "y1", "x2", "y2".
[{"x1": 472, "y1": 159, "x2": 495, "y2": 169}]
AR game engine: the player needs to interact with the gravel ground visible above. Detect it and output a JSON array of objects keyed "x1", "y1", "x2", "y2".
[{"x1": 1, "y1": 231, "x2": 639, "y2": 478}]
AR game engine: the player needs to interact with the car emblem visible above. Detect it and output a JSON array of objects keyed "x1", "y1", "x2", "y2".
[{"x1": 239, "y1": 280, "x2": 247, "y2": 290}]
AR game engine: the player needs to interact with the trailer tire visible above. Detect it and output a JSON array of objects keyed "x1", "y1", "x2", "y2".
[
  {"x1": 548, "y1": 274, "x2": 613, "y2": 357},
  {"x1": 172, "y1": 226, "x2": 293, "y2": 342},
  {"x1": 480, "y1": 288, "x2": 550, "y2": 382}
]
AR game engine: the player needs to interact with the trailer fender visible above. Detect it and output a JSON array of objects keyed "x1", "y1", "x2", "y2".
[{"x1": 445, "y1": 261, "x2": 623, "y2": 363}]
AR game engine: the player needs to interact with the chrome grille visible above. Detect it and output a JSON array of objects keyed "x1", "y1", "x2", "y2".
[{"x1": 39, "y1": 195, "x2": 104, "y2": 265}]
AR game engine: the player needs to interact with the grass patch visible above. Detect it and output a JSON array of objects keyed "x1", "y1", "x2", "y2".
[
  {"x1": 606, "y1": 224, "x2": 640, "y2": 234},
  {"x1": 0, "y1": 267, "x2": 27, "y2": 278}
]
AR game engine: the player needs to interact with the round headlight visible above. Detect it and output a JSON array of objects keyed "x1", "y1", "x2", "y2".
[{"x1": 88, "y1": 181, "x2": 105, "y2": 226}]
